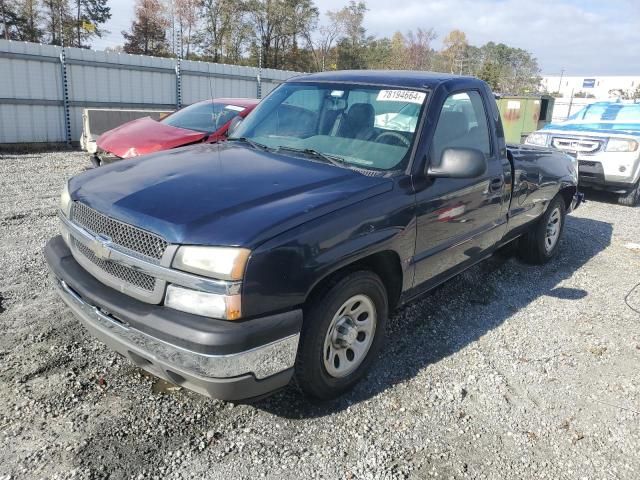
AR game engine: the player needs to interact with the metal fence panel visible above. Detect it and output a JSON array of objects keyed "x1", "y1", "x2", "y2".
[{"x1": 0, "y1": 40, "x2": 301, "y2": 145}]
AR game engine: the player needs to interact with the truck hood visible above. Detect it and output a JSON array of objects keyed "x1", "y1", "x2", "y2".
[
  {"x1": 69, "y1": 143, "x2": 393, "y2": 247},
  {"x1": 96, "y1": 117, "x2": 208, "y2": 158}
]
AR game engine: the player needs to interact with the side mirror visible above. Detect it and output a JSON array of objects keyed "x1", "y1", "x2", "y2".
[
  {"x1": 227, "y1": 115, "x2": 243, "y2": 136},
  {"x1": 427, "y1": 147, "x2": 487, "y2": 179}
]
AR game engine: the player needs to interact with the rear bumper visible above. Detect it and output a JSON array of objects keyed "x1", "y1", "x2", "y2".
[{"x1": 45, "y1": 236, "x2": 302, "y2": 401}]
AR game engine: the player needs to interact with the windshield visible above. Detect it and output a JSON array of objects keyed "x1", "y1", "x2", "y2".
[
  {"x1": 161, "y1": 101, "x2": 247, "y2": 133},
  {"x1": 231, "y1": 82, "x2": 427, "y2": 171},
  {"x1": 568, "y1": 103, "x2": 640, "y2": 123}
]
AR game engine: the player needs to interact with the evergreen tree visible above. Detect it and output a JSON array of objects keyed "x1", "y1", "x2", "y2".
[
  {"x1": 123, "y1": 0, "x2": 170, "y2": 57},
  {"x1": 1, "y1": 0, "x2": 23, "y2": 40},
  {"x1": 73, "y1": 0, "x2": 112, "y2": 48},
  {"x1": 43, "y1": 0, "x2": 74, "y2": 46}
]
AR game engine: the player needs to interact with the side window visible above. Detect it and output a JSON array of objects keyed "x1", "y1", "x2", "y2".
[{"x1": 430, "y1": 91, "x2": 491, "y2": 165}]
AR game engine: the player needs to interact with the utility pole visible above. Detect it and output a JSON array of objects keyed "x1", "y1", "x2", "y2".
[
  {"x1": 558, "y1": 68, "x2": 564, "y2": 94},
  {"x1": 567, "y1": 88, "x2": 575, "y2": 120}
]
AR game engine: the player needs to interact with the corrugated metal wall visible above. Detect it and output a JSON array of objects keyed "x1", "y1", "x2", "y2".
[{"x1": 0, "y1": 40, "x2": 300, "y2": 144}]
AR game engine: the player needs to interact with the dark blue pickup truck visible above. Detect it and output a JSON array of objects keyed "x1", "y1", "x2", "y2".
[{"x1": 45, "y1": 71, "x2": 582, "y2": 401}]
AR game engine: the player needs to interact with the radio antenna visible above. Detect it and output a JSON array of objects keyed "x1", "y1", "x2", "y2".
[{"x1": 208, "y1": 60, "x2": 215, "y2": 132}]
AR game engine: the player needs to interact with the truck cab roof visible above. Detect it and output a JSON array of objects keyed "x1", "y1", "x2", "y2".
[{"x1": 290, "y1": 70, "x2": 485, "y2": 90}]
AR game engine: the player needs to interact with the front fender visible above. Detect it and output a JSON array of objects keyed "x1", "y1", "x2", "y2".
[{"x1": 241, "y1": 187, "x2": 416, "y2": 319}]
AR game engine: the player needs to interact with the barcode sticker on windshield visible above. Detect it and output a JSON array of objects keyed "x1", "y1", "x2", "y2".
[{"x1": 377, "y1": 90, "x2": 426, "y2": 104}]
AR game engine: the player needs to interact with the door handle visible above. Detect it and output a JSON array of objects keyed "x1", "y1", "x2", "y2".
[{"x1": 489, "y1": 177, "x2": 504, "y2": 192}]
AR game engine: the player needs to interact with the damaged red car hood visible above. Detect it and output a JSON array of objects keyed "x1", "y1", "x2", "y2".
[{"x1": 96, "y1": 117, "x2": 207, "y2": 158}]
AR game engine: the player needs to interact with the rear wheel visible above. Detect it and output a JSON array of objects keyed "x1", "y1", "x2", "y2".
[
  {"x1": 618, "y1": 181, "x2": 640, "y2": 207},
  {"x1": 294, "y1": 271, "x2": 388, "y2": 399},
  {"x1": 518, "y1": 195, "x2": 566, "y2": 264}
]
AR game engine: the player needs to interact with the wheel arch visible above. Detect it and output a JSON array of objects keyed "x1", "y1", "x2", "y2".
[
  {"x1": 304, "y1": 249, "x2": 404, "y2": 315},
  {"x1": 558, "y1": 183, "x2": 577, "y2": 211}
]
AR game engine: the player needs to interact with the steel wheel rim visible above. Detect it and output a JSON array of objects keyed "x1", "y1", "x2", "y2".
[
  {"x1": 322, "y1": 294, "x2": 377, "y2": 378},
  {"x1": 545, "y1": 207, "x2": 562, "y2": 253}
]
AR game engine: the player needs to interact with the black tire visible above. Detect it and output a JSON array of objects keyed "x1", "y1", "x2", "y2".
[
  {"x1": 618, "y1": 181, "x2": 640, "y2": 207},
  {"x1": 294, "y1": 270, "x2": 388, "y2": 399},
  {"x1": 518, "y1": 195, "x2": 566, "y2": 265}
]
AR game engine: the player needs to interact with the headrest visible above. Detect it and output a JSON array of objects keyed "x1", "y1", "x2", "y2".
[
  {"x1": 346, "y1": 103, "x2": 375, "y2": 127},
  {"x1": 437, "y1": 111, "x2": 468, "y2": 141}
]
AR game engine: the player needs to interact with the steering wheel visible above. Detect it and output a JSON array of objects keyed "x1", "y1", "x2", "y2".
[{"x1": 375, "y1": 131, "x2": 410, "y2": 147}]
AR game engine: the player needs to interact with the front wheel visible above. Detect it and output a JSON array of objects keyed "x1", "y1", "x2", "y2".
[
  {"x1": 294, "y1": 271, "x2": 388, "y2": 399},
  {"x1": 518, "y1": 195, "x2": 566, "y2": 264},
  {"x1": 618, "y1": 181, "x2": 640, "y2": 207}
]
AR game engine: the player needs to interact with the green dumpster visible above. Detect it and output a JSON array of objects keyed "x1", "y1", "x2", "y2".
[{"x1": 497, "y1": 95, "x2": 555, "y2": 144}]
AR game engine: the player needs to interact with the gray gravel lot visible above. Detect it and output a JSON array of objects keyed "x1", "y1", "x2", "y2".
[{"x1": 0, "y1": 150, "x2": 639, "y2": 480}]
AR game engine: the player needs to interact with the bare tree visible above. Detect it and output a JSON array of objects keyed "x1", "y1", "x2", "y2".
[
  {"x1": 405, "y1": 28, "x2": 436, "y2": 70},
  {"x1": 246, "y1": 0, "x2": 317, "y2": 70},
  {"x1": 303, "y1": 7, "x2": 344, "y2": 71},
  {"x1": 198, "y1": 0, "x2": 247, "y2": 62},
  {"x1": 442, "y1": 29, "x2": 468, "y2": 74},
  {"x1": 172, "y1": 0, "x2": 199, "y2": 58}
]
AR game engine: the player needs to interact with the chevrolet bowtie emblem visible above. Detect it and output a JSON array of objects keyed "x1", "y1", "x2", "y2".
[{"x1": 90, "y1": 234, "x2": 113, "y2": 261}]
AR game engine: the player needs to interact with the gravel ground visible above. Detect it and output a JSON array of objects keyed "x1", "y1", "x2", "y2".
[{"x1": 0, "y1": 150, "x2": 639, "y2": 480}]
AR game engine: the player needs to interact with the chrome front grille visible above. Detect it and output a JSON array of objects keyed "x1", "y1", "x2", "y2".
[
  {"x1": 71, "y1": 202, "x2": 168, "y2": 260},
  {"x1": 68, "y1": 202, "x2": 170, "y2": 303},
  {"x1": 551, "y1": 136, "x2": 603, "y2": 154},
  {"x1": 75, "y1": 240, "x2": 156, "y2": 291}
]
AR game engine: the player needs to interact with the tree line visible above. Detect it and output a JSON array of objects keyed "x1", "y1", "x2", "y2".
[
  {"x1": 0, "y1": 0, "x2": 542, "y2": 94},
  {"x1": 1, "y1": 0, "x2": 111, "y2": 47}
]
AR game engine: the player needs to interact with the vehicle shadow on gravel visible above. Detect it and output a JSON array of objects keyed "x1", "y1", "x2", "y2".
[
  {"x1": 580, "y1": 188, "x2": 630, "y2": 206},
  {"x1": 252, "y1": 215, "x2": 612, "y2": 418}
]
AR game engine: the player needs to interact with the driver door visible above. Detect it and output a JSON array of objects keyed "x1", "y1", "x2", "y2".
[{"x1": 412, "y1": 90, "x2": 507, "y2": 287}]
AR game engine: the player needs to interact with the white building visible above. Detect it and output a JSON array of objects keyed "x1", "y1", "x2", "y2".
[{"x1": 541, "y1": 75, "x2": 640, "y2": 99}]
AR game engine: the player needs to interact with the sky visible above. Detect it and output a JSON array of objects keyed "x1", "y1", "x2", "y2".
[{"x1": 94, "y1": 0, "x2": 640, "y2": 76}]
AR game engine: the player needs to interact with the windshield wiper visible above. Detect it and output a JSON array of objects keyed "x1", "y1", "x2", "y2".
[
  {"x1": 227, "y1": 137, "x2": 270, "y2": 151},
  {"x1": 275, "y1": 146, "x2": 347, "y2": 167}
]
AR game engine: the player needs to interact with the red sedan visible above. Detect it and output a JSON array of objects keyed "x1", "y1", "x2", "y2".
[{"x1": 93, "y1": 98, "x2": 259, "y2": 166}]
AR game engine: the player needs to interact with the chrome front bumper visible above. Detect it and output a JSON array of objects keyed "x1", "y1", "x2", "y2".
[{"x1": 50, "y1": 271, "x2": 299, "y2": 400}]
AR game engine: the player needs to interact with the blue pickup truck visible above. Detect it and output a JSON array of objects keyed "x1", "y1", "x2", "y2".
[{"x1": 45, "y1": 71, "x2": 582, "y2": 401}]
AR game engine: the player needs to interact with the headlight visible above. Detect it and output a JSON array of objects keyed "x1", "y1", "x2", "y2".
[
  {"x1": 525, "y1": 132, "x2": 549, "y2": 147},
  {"x1": 606, "y1": 138, "x2": 638, "y2": 152},
  {"x1": 60, "y1": 182, "x2": 72, "y2": 217},
  {"x1": 164, "y1": 284, "x2": 242, "y2": 320},
  {"x1": 172, "y1": 246, "x2": 250, "y2": 280}
]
